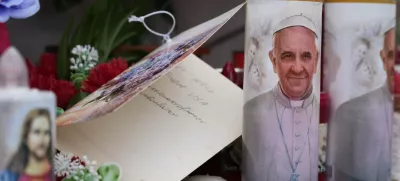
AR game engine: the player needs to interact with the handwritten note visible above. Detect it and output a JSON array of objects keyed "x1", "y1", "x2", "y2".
[
  {"x1": 138, "y1": 67, "x2": 216, "y2": 123},
  {"x1": 140, "y1": 92, "x2": 179, "y2": 117},
  {"x1": 56, "y1": 54, "x2": 243, "y2": 181},
  {"x1": 140, "y1": 86, "x2": 204, "y2": 123}
]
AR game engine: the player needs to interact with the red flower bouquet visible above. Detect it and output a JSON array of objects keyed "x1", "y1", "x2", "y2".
[
  {"x1": 29, "y1": 73, "x2": 78, "y2": 108},
  {"x1": 38, "y1": 53, "x2": 58, "y2": 77},
  {"x1": 81, "y1": 58, "x2": 129, "y2": 93},
  {"x1": 24, "y1": 46, "x2": 130, "y2": 109},
  {"x1": 54, "y1": 151, "x2": 122, "y2": 181},
  {"x1": 27, "y1": 55, "x2": 78, "y2": 109}
]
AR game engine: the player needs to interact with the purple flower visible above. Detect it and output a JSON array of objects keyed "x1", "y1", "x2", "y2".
[{"x1": 0, "y1": 0, "x2": 40, "y2": 22}]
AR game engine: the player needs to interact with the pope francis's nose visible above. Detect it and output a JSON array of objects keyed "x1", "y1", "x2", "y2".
[{"x1": 291, "y1": 59, "x2": 305, "y2": 74}]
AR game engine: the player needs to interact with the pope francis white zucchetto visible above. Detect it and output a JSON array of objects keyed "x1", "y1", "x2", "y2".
[{"x1": 243, "y1": 14, "x2": 319, "y2": 181}]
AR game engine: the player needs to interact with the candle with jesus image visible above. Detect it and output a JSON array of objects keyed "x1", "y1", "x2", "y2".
[{"x1": 0, "y1": 47, "x2": 56, "y2": 181}]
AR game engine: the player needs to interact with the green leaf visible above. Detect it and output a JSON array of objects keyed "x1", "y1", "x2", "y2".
[
  {"x1": 72, "y1": 77, "x2": 85, "y2": 90},
  {"x1": 97, "y1": 163, "x2": 122, "y2": 181},
  {"x1": 114, "y1": 51, "x2": 147, "y2": 64},
  {"x1": 87, "y1": 12, "x2": 101, "y2": 44},
  {"x1": 70, "y1": 72, "x2": 86, "y2": 80},
  {"x1": 53, "y1": 0, "x2": 83, "y2": 12},
  {"x1": 57, "y1": 18, "x2": 74, "y2": 80},
  {"x1": 154, "y1": 0, "x2": 175, "y2": 22},
  {"x1": 72, "y1": 7, "x2": 95, "y2": 45},
  {"x1": 98, "y1": 11, "x2": 113, "y2": 62},
  {"x1": 111, "y1": 31, "x2": 137, "y2": 51},
  {"x1": 57, "y1": 0, "x2": 167, "y2": 78},
  {"x1": 92, "y1": 0, "x2": 109, "y2": 13},
  {"x1": 62, "y1": 168, "x2": 94, "y2": 181},
  {"x1": 103, "y1": 8, "x2": 139, "y2": 62},
  {"x1": 67, "y1": 91, "x2": 89, "y2": 108},
  {"x1": 56, "y1": 107, "x2": 65, "y2": 117}
]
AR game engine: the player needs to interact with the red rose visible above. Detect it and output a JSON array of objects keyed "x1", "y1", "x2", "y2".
[
  {"x1": 320, "y1": 92, "x2": 330, "y2": 124},
  {"x1": 29, "y1": 72, "x2": 78, "y2": 109},
  {"x1": 26, "y1": 54, "x2": 78, "y2": 109},
  {"x1": 318, "y1": 172, "x2": 326, "y2": 181},
  {"x1": 81, "y1": 58, "x2": 129, "y2": 93},
  {"x1": 52, "y1": 79, "x2": 79, "y2": 108},
  {"x1": 221, "y1": 62, "x2": 238, "y2": 84},
  {"x1": 394, "y1": 73, "x2": 400, "y2": 94},
  {"x1": 0, "y1": 23, "x2": 10, "y2": 54},
  {"x1": 38, "y1": 53, "x2": 57, "y2": 77}
]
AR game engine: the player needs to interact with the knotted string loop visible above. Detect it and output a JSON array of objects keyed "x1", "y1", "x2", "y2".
[{"x1": 128, "y1": 11, "x2": 176, "y2": 43}]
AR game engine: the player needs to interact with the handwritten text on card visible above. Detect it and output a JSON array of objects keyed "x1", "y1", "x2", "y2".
[{"x1": 138, "y1": 66, "x2": 218, "y2": 123}]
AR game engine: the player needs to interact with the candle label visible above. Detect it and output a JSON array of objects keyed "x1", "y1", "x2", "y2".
[
  {"x1": 243, "y1": 1, "x2": 322, "y2": 181},
  {"x1": 0, "y1": 94, "x2": 56, "y2": 181},
  {"x1": 324, "y1": 1, "x2": 395, "y2": 181}
]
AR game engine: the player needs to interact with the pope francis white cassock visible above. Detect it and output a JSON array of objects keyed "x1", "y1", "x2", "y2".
[
  {"x1": 243, "y1": 14, "x2": 320, "y2": 181},
  {"x1": 327, "y1": 23, "x2": 395, "y2": 181}
]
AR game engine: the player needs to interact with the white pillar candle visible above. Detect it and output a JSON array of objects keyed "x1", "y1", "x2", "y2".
[{"x1": 0, "y1": 47, "x2": 56, "y2": 180}]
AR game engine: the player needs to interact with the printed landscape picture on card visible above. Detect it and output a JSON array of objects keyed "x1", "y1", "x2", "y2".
[
  {"x1": 324, "y1": 0, "x2": 395, "y2": 181},
  {"x1": 243, "y1": 1, "x2": 322, "y2": 181},
  {"x1": 56, "y1": 3, "x2": 244, "y2": 181}
]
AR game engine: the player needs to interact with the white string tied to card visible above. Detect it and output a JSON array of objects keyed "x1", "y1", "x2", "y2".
[{"x1": 128, "y1": 11, "x2": 176, "y2": 43}]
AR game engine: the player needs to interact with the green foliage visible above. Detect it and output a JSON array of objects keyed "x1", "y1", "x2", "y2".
[
  {"x1": 68, "y1": 91, "x2": 90, "y2": 107},
  {"x1": 70, "y1": 72, "x2": 87, "y2": 90},
  {"x1": 56, "y1": 0, "x2": 176, "y2": 106},
  {"x1": 397, "y1": 27, "x2": 400, "y2": 47},
  {"x1": 113, "y1": 50, "x2": 148, "y2": 65},
  {"x1": 57, "y1": 0, "x2": 155, "y2": 80},
  {"x1": 97, "y1": 164, "x2": 122, "y2": 181},
  {"x1": 57, "y1": 19, "x2": 75, "y2": 80},
  {"x1": 53, "y1": 0, "x2": 84, "y2": 12},
  {"x1": 54, "y1": 0, "x2": 174, "y2": 14},
  {"x1": 61, "y1": 164, "x2": 122, "y2": 181},
  {"x1": 153, "y1": 0, "x2": 175, "y2": 22},
  {"x1": 56, "y1": 107, "x2": 65, "y2": 117},
  {"x1": 62, "y1": 168, "x2": 98, "y2": 181}
]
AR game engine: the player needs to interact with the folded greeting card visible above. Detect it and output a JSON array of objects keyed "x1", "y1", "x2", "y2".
[{"x1": 56, "y1": 3, "x2": 244, "y2": 181}]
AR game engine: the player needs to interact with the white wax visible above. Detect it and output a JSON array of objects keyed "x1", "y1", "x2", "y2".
[{"x1": 0, "y1": 88, "x2": 55, "y2": 101}]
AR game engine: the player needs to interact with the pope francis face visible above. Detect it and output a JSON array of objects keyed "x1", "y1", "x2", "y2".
[
  {"x1": 269, "y1": 26, "x2": 319, "y2": 100},
  {"x1": 380, "y1": 28, "x2": 395, "y2": 93}
]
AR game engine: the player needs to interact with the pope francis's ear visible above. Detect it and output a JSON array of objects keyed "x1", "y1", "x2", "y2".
[{"x1": 269, "y1": 50, "x2": 277, "y2": 73}]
